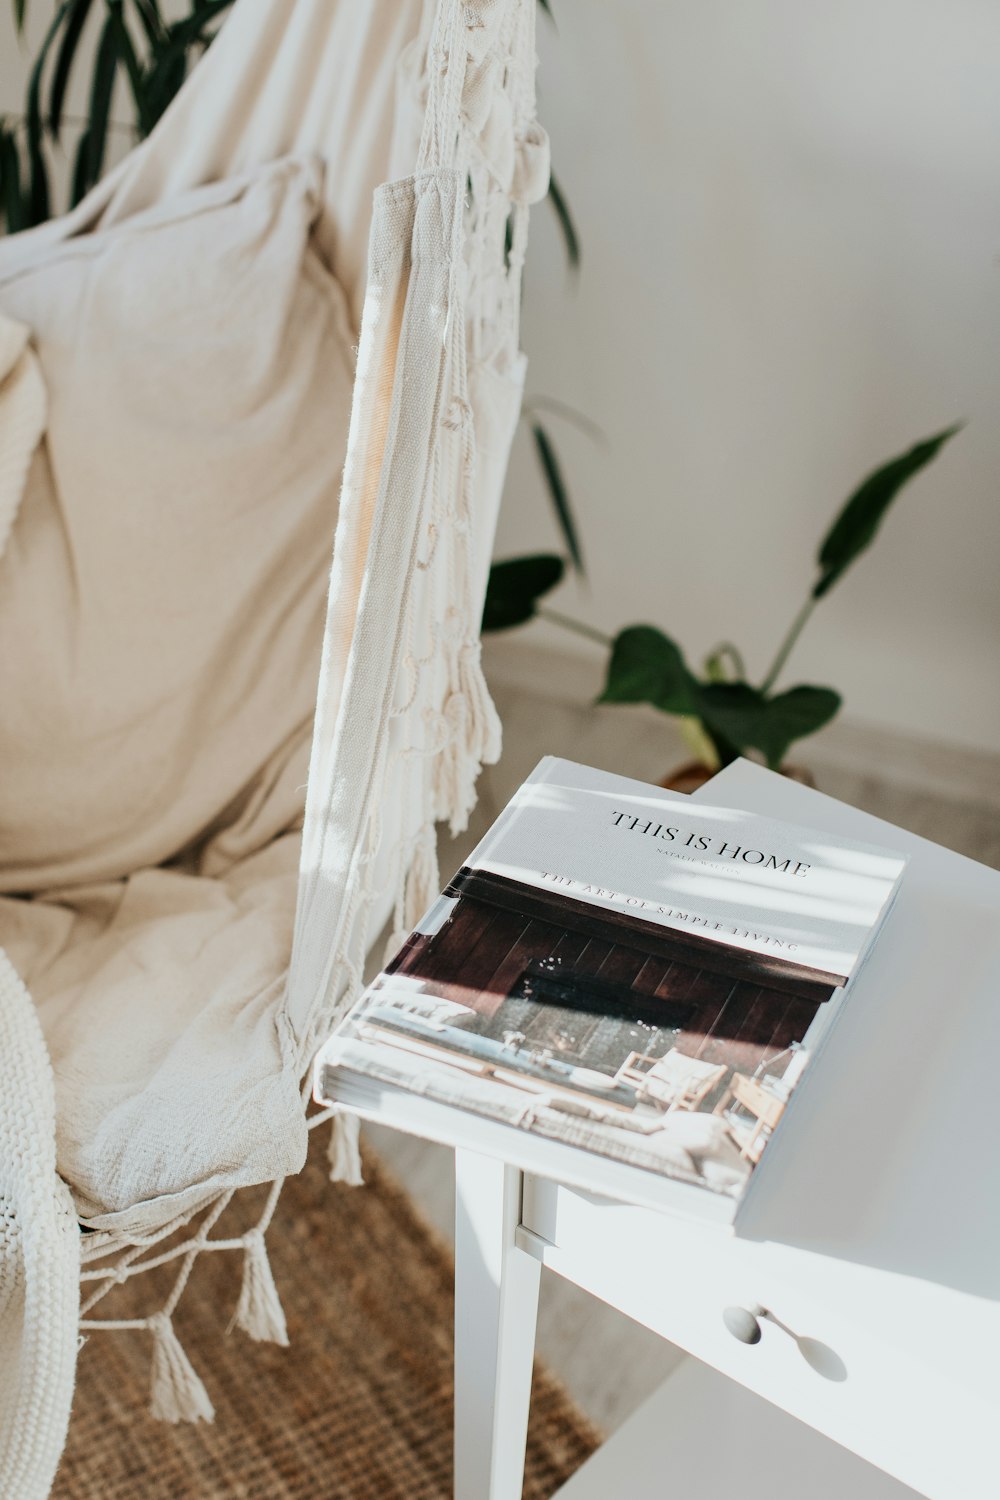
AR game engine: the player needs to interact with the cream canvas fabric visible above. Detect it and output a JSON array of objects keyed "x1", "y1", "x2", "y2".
[
  {"x1": 0, "y1": 154, "x2": 355, "y2": 892},
  {"x1": 0, "y1": 0, "x2": 545, "y2": 1484}
]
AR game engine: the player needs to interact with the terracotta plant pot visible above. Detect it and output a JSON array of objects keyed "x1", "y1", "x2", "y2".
[{"x1": 660, "y1": 761, "x2": 816, "y2": 795}]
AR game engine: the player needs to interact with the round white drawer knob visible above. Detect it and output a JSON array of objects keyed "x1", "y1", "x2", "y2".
[{"x1": 723, "y1": 1304, "x2": 765, "y2": 1344}]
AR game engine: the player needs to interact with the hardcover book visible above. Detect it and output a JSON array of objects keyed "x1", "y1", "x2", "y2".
[{"x1": 316, "y1": 758, "x2": 906, "y2": 1223}]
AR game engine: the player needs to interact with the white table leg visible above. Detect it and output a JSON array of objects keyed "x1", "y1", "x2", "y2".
[{"x1": 454, "y1": 1149, "x2": 542, "y2": 1500}]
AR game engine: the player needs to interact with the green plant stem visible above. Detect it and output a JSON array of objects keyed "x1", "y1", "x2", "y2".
[
  {"x1": 678, "y1": 716, "x2": 722, "y2": 771},
  {"x1": 759, "y1": 595, "x2": 817, "y2": 695},
  {"x1": 536, "y1": 605, "x2": 612, "y2": 648},
  {"x1": 704, "y1": 641, "x2": 746, "y2": 682}
]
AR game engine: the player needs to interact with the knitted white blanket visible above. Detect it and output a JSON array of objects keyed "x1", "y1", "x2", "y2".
[{"x1": 0, "y1": 315, "x2": 79, "y2": 1499}]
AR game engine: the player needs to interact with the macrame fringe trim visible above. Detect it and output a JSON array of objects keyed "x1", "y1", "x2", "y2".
[
  {"x1": 327, "y1": 1110, "x2": 364, "y2": 1186},
  {"x1": 149, "y1": 1313, "x2": 215, "y2": 1424},
  {"x1": 405, "y1": 826, "x2": 440, "y2": 927},
  {"x1": 230, "y1": 1229, "x2": 289, "y2": 1346},
  {"x1": 432, "y1": 647, "x2": 502, "y2": 837},
  {"x1": 458, "y1": 641, "x2": 502, "y2": 766}
]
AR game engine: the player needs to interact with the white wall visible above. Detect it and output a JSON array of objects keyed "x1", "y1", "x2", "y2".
[
  {"x1": 3, "y1": 0, "x2": 999, "y2": 752},
  {"x1": 499, "y1": 0, "x2": 1000, "y2": 754}
]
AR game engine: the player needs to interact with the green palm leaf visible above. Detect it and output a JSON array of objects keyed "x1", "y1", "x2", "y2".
[
  {"x1": 532, "y1": 421, "x2": 583, "y2": 573},
  {"x1": 547, "y1": 171, "x2": 579, "y2": 270},
  {"x1": 814, "y1": 425, "x2": 962, "y2": 599},
  {"x1": 48, "y1": 0, "x2": 94, "y2": 137},
  {"x1": 0, "y1": 123, "x2": 26, "y2": 232},
  {"x1": 83, "y1": 13, "x2": 119, "y2": 189}
]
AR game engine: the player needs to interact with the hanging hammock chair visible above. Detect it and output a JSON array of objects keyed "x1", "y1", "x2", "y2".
[{"x1": 0, "y1": 0, "x2": 547, "y2": 1490}]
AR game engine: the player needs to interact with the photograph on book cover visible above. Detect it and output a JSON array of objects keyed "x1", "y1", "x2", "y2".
[{"x1": 345, "y1": 867, "x2": 839, "y2": 1199}]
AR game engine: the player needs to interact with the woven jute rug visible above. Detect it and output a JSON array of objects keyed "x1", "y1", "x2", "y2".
[{"x1": 53, "y1": 1130, "x2": 599, "y2": 1499}]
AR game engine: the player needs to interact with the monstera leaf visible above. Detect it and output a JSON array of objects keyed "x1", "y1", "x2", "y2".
[
  {"x1": 482, "y1": 554, "x2": 565, "y2": 632},
  {"x1": 599, "y1": 626, "x2": 841, "y2": 769},
  {"x1": 598, "y1": 626, "x2": 700, "y2": 716},
  {"x1": 698, "y1": 682, "x2": 841, "y2": 771}
]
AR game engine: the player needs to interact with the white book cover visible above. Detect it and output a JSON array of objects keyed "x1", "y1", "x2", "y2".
[{"x1": 317, "y1": 758, "x2": 906, "y2": 1221}]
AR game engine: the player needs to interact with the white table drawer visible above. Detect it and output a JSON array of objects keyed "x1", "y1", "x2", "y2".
[{"x1": 521, "y1": 1177, "x2": 999, "y2": 1500}]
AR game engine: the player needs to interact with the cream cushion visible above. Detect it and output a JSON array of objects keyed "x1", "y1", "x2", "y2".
[
  {"x1": 0, "y1": 157, "x2": 355, "y2": 1224},
  {"x1": 0, "y1": 155, "x2": 354, "y2": 892},
  {"x1": 0, "y1": 835, "x2": 307, "y2": 1231}
]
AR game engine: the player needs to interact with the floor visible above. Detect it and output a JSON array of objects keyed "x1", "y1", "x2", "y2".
[{"x1": 367, "y1": 662, "x2": 1000, "y2": 1435}]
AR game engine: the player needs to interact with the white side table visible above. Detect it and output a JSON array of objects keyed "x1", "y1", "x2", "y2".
[
  {"x1": 454, "y1": 1151, "x2": 935, "y2": 1499},
  {"x1": 321, "y1": 761, "x2": 1000, "y2": 1499},
  {"x1": 449, "y1": 763, "x2": 1000, "y2": 1500}
]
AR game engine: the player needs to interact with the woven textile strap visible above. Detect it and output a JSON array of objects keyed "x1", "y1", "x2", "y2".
[{"x1": 287, "y1": 0, "x2": 543, "y2": 1055}]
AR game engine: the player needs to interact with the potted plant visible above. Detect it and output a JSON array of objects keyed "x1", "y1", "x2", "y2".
[{"x1": 484, "y1": 425, "x2": 961, "y2": 789}]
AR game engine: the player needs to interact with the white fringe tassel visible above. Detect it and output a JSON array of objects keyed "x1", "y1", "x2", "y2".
[
  {"x1": 231, "y1": 1229, "x2": 289, "y2": 1346},
  {"x1": 434, "y1": 647, "x2": 502, "y2": 837},
  {"x1": 149, "y1": 1313, "x2": 215, "y2": 1424},
  {"x1": 433, "y1": 692, "x2": 468, "y2": 832},
  {"x1": 458, "y1": 640, "x2": 502, "y2": 766},
  {"x1": 405, "y1": 826, "x2": 440, "y2": 928},
  {"x1": 327, "y1": 1110, "x2": 364, "y2": 1186}
]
